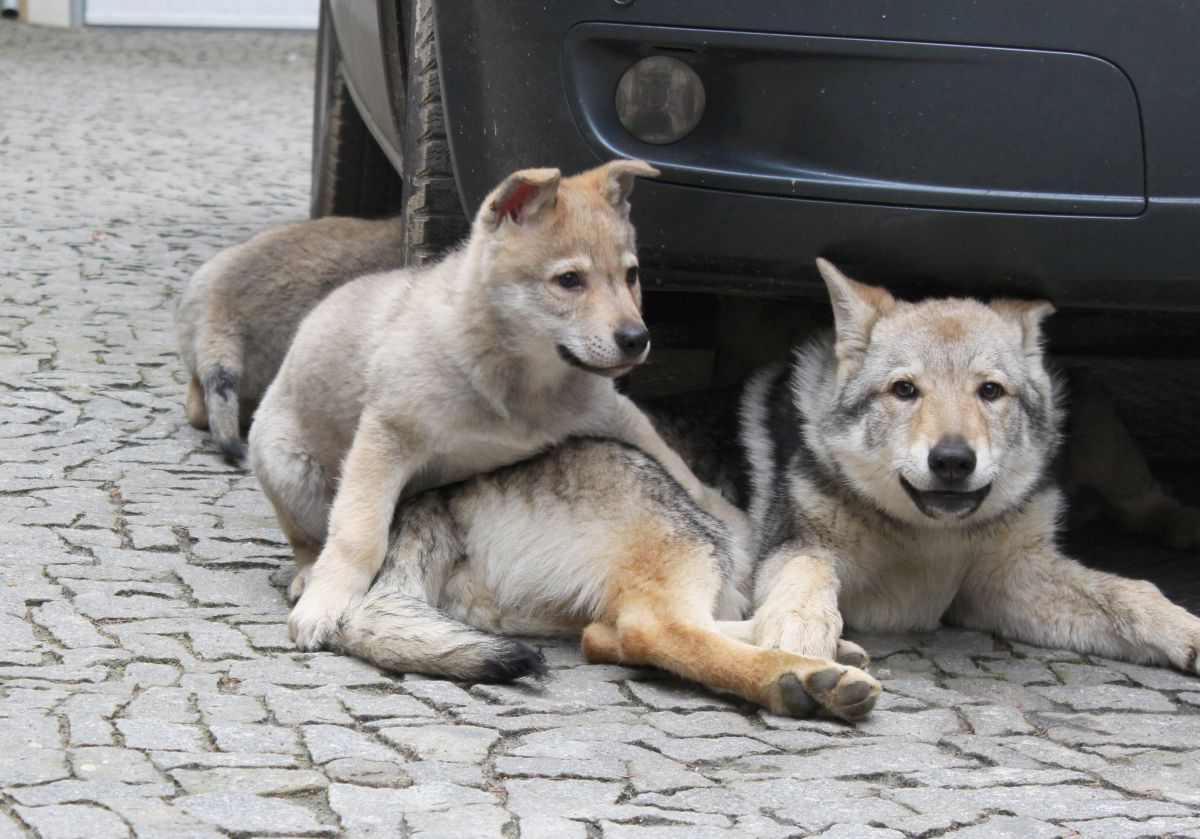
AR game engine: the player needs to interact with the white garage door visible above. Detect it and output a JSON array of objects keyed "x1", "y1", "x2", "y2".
[{"x1": 85, "y1": 0, "x2": 317, "y2": 28}]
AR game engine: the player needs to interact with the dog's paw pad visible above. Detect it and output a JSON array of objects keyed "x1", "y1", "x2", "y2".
[
  {"x1": 803, "y1": 665, "x2": 881, "y2": 722},
  {"x1": 776, "y1": 673, "x2": 819, "y2": 717},
  {"x1": 806, "y1": 667, "x2": 842, "y2": 695}
]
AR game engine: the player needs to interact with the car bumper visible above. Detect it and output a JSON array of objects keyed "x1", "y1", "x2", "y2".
[{"x1": 434, "y1": 0, "x2": 1200, "y2": 310}]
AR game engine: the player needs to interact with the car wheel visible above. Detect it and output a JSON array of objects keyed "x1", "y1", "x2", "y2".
[
  {"x1": 398, "y1": 0, "x2": 468, "y2": 265},
  {"x1": 310, "y1": 0, "x2": 403, "y2": 219}
]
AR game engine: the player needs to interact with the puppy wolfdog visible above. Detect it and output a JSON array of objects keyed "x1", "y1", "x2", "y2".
[
  {"x1": 333, "y1": 260, "x2": 1198, "y2": 713},
  {"x1": 177, "y1": 217, "x2": 405, "y2": 459},
  {"x1": 336, "y1": 438, "x2": 880, "y2": 721},
  {"x1": 250, "y1": 160, "x2": 746, "y2": 651},
  {"x1": 730, "y1": 260, "x2": 1200, "y2": 672}
]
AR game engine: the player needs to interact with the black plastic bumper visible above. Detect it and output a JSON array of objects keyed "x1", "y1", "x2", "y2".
[{"x1": 433, "y1": 0, "x2": 1200, "y2": 311}]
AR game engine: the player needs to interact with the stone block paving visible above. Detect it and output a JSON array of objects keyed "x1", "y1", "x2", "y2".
[{"x1": 1, "y1": 21, "x2": 1198, "y2": 839}]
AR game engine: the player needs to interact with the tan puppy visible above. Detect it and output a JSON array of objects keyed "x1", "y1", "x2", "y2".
[
  {"x1": 177, "y1": 216, "x2": 405, "y2": 459},
  {"x1": 249, "y1": 160, "x2": 747, "y2": 650}
]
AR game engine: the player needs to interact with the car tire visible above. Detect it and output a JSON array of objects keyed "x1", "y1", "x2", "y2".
[
  {"x1": 310, "y1": 0, "x2": 403, "y2": 219},
  {"x1": 398, "y1": 0, "x2": 469, "y2": 265}
]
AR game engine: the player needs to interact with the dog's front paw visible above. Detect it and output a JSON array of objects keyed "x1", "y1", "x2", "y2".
[
  {"x1": 773, "y1": 663, "x2": 881, "y2": 722},
  {"x1": 755, "y1": 610, "x2": 841, "y2": 661},
  {"x1": 288, "y1": 573, "x2": 364, "y2": 651}
]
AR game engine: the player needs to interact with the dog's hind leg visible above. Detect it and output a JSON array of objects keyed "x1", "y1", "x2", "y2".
[
  {"x1": 196, "y1": 324, "x2": 246, "y2": 461},
  {"x1": 185, "y1": 375, "x2": 208, "y2": 430},
  {"x1": 338, "y1": 493, "x2": 547, "y2": 681},
  {"x1": 601, "y1": 534, "x2": 879, "y2": 721},
  {"x1": 249, "y1": 422, "x2": 333, "y2": 603},
  {"x1": 582, "y1": 622, "x2": 621, "y2": 664},
  {"x1": 268, "y1": 497, "x2": 323, "y2": 604}
]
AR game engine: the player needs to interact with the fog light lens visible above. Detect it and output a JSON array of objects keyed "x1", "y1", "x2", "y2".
[{"x1": 615, "y1": 56, "x2": 705, "y2": 145}]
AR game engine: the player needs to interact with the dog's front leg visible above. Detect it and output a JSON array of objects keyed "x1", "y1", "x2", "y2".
[
  {"x1": 947, "y1": 547, "x2": 1200, "y2": 673},
  {"x1": 751, "y1": 544, "x2": 845, "y2": 661},
  {"x1": 593, "y1": 396, "x2": 752, "y2": 542},
  {"x1": 288, "y1": 410, "x2": 427, "y2": 651}
]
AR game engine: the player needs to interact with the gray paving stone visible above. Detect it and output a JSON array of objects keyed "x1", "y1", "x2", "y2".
[
  {"x1": 14, "y1": 804, "x2": 131, "y2": 839},
  {"x1": 327, "y1": 783, "x2": 497, "y2": 833},
  {"x1": 494, "y1": 755, "x2": 628, "y2": 781},
  {"x1": 602, "y1": 825, "x2": 744, "y2": 839},
  {"x1": 1034, "y1": 712, "x2": 1200, "y2": 748},
  {"x1": 715, "y1": 741, "x2": 975, "y2": 780},
  {"x1": 197, "y1": 693, "x2": 268, "y2": 725},
  {"x1": 940, "y1": 816, "x2": 1068, "y2": 838},
  {"x1": 148, "y1": 751, "x2": 298, "y2": 770},
  {"x1": 324, "y1": 757, "x2": 412, "y2": 786},
  {"x1": 407, "y1": 804, "x2": 512, "y2": 838},
  {"x1": 1097, "y1": 764, "x2": 1200, "y2": 805},
  {"x1": 264, "y1": 686, "x2": 353, "y2": 725},
  {"x1": 1051, "y1": 662, "x2": 1132, "y2": 686},
  {"x1": 31, "y1": 600, "x2": 115, "y2": 649},
  {"x1": 625, "y1": 679, "x2": 734, "y2": 711},
  {"x1": 885, "y1": 783, "x2": 1191, "y2": 828},
  {"x1": 1031, "y1": 684, "x2": 1176, "y2": 712},
  {"x1": 961, "y1": 703, "x2": 1036, "y2": 736},
  {"x1": 339, "y1": 690, "x2": 438, "y2": 721},
  {"x1": 169, "y1": 767, "x2": 328, "y2": 795},
  {"x1": 1058, "y1": 816, "x2": 1200, "y2": 839},
  {"x1": 115, "y1": 720, "x2": 206, "y2": 752},
  {"x1": 302, "y1": 724, "x2": 404, "y2": 765},
  {"x1": 813, "y1": 827, "x2": 906, "y2": 839},
  {"x1": 379, "y1": 724, "x2": 499, "y2": 763},
  {"x1": 176, "y1": 792, "x2": 333, "y2": 835},
  {"x1": 209, "y1": 722, "x2": 298, "y2": 754},
  {"x1": 70, "y1": 747, "x2": 161, "y2": 784}
]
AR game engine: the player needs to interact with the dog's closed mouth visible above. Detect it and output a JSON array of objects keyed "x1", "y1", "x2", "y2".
[
  {"x1": 556, "y1": 345, "x2": 637, "y2": 377},
  {"x1": 900, "y1": 477, "x2": 991, "y2": 519}
]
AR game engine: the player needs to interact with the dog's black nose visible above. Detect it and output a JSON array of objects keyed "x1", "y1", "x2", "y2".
[
  {"x1": 928, "y1": 438, "x2": 976, "y2": 483},
  {"x1": 614, "y1": 324, "x2": 650, "y2": 358}
]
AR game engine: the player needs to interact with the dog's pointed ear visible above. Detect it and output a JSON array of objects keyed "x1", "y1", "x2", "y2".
[
  {"x1": 481, "y1": 168, "x2": 561, "y2": 232},
  {"x1": 597, "y1": 159, "x2": 659, "y2": 214},
  {"x1": 817, "y1": 258, "x2": 895, "y2": 367},
  {"x1": 990, "y1": 298, "x2": 1055, "y2": 361}
]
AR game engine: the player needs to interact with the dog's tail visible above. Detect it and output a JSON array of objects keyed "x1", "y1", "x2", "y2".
[
  {"x1": 336, "y1": 589, "x2": 548, "y2": 682},
  {"x1": 198, "y1": 330, "x2": 245, "y2": 461}
]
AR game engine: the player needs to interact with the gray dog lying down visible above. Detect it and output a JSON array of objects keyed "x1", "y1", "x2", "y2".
[{"x1": 332, "y1": 264, "x2": 1200, "y2": 718}]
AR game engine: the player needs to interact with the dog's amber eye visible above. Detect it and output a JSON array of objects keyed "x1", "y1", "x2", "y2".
[
  {"x1": 979, "y1": 381, "x2": 1005, "y2": 401},
  {"x1": 891, "y1": 380, "x2": 918, "y2": 400},
  {"x1": 625, "y1": 267, "x2": 638, "y2": 286},
  {"x1": 555, "y1": 272, "x2": 584, "y2": 291}
]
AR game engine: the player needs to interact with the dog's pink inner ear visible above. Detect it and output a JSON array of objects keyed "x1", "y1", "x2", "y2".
[{"x1": 494, "y1": 181, "x2": 540, "y2": 224}]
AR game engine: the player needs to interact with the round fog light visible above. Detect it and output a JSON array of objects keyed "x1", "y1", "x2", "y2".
[{"x1": 615, "y1": 55, "x2": 705, "y2": 145}]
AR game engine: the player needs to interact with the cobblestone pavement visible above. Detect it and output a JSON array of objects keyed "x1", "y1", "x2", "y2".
[{"x1": 2, "y1": 22, "x2": 1200, "y2": 839}]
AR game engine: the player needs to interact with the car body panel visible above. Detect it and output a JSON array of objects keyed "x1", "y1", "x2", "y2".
[{"x1": 329, "y1": 0, "x2": 1200, "y2": 311}]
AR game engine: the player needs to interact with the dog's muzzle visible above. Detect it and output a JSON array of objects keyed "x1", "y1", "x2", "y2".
[
  {"x1": 900, "y1": 476, "x2": 992, "y2": 520},
  {"x1": 556, "y1": 344, "x2": 640, "y2": 378}
]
